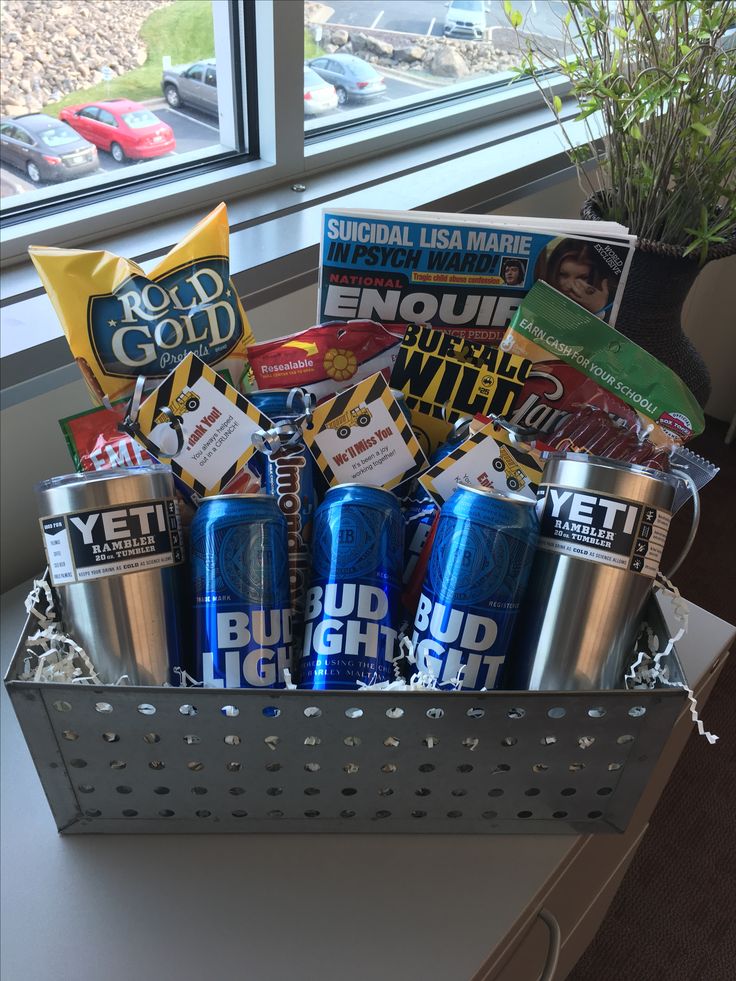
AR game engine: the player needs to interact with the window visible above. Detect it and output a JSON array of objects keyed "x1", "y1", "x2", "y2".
[
  {"x1": 1, "y1": 1, "x2": 569, "y2": 265},
  {"x1": 186, "y1": 65, "x2": 206, "y2": 82},
  {"x1": 96, "y1": 109, "x2": 118, "y2": 128},
  {"x1": 38, "y1": 126, "x2": 79, "y2": 149},
  {"x1": 301, "y1": 0, "x2": 549, "y2": 136},
  {"x1": 1, "y1": 0, "x2": 248, "y2": 222},
  {"x1": 121, "y1": 110, "x2": 160, "y2": 130}
]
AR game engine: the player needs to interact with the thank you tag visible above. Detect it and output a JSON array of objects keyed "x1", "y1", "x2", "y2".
[
  {"x1": 302, "y1": 372, "x2": 427, "y2": 489},
  {"x1": 419, "y1": 421, "x2": 543, "y2": 504},
  {"x1": 131, "y1": 353, "x2": 272, "y2": 496}
]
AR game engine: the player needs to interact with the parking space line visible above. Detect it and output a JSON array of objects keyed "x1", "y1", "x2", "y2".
[
  {"x1": 427, "y1": 17, "x2": 436, "y2": 36},
  {"x1": 370, "y1": 10, "x2": 384, "y2": 29},
  {"x1": 164, "y1": 107, "x2": 220, "y2": 133}
]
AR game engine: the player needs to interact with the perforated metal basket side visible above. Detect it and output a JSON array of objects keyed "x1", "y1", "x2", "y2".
[{"x1": 4, "y1": 593, "x2": 686, "y2": 835}]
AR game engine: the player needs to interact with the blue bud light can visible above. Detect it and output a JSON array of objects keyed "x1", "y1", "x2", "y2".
[
  {"x1": 248, "y1": 389, "x2": 316, "y2": 631},
  {"x1": 411, "y1": 485, "x2": 538, "y2": 690},
  {"x1": 300, "y1": 484, "x2": 405, "y2": 689},
  {"x1": 191, "y1": 494, "x2": 293, "y2": 687}
]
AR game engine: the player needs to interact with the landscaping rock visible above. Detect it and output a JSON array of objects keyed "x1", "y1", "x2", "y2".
[
  {"x1": 0, "y1": 0, "x2": 171, "y2": 117},
  {"x1": 428, "y1": 46, "x2": 470, "y2": 78},
  {"x1": 313, "y1": 21, "x2": 523, "y2": 85},
  {"x1": 394, "y1": 45, "x2": 426, "y2": 63},
  {"x1": 365, "y1": 36, "x2": 393, "y2": 58},
  {"x1": 330, "y1": 29, "x2": 349, "y2": 47}
]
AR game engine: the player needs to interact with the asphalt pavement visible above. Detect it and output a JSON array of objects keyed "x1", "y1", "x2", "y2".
[
  {"x1": 0, "y1": 100, "x2": 223, "y2": 197},
  {"x1": 326, "y1": 0, "x2": 567, "y2": 38}
]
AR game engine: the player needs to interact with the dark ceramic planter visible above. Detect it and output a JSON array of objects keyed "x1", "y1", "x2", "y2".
[{"x1": 581, "y1": 195, "x2": 736, "y2": 408}]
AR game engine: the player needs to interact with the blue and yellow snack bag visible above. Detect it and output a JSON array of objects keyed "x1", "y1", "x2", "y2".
[{"x1": 29, "y1": 203, "x2": 254, "y2": 405}]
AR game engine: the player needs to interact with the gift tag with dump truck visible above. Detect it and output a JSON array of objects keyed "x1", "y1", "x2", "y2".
[
  {"x1": 419, "y1": 420, "x2": 543, "y2": 504},
  {"x1": 127, "y1": 354, "x2": 272, "y2": 497},
  {"x1": 302, "y1": 372, "x2": 427, "y2": 490}
]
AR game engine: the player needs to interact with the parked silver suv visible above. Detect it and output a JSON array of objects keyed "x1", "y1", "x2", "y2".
[
  {"x1": 443, "y1": 0, "x2": 491, "y2": 41},
  {"x1": 161, "y1": 59, "x2": 218, "y2": 115}
]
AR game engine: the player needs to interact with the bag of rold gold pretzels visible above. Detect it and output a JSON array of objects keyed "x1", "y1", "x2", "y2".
[{"x1": 29, "y1": 203, "x2": 254, "y2": 405}]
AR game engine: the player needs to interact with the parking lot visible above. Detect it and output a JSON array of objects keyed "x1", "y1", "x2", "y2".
[
  {"x1": 1, "y1": 69, "x2": 431, "y2": 198},
  {"x1": 326, "y1": 0, "x2": 566, "y2": 38},
  {"x1": 0, "y1": 100, "x2": 222, "y2": 196}
]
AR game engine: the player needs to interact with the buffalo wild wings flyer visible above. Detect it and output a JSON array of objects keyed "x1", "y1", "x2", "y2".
[{"x1": 389, "y1": 323, "x2": 531, "y2": 455}]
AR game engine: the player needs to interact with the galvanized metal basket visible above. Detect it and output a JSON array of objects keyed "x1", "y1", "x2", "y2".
[{"x1": 5, "y1": 595, "x2": 686, "y2": 835}]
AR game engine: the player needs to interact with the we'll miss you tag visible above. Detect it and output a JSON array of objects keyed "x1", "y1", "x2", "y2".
[
  {"x1": 302, "y1": 372, "x2": 427, "y2": 490},
  {"x1": 130, "y1": 353, "x2": 272, "y2": 496}
]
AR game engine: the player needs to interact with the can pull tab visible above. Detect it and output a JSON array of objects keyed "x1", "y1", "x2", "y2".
[{"x1": 666, "y1": 468, "x2": 700, "y2": 578}]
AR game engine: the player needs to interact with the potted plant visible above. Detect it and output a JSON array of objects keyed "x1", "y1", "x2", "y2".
[{"x1": 506, "y1": 0, "x2": 736, "y2": 406}]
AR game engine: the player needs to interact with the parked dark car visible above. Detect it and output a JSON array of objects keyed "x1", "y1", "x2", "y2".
[
  {"x1": 161, "y1": 59, "x2": 218, "y2": 115},
  {"x1": 306, "y1": 54, "x2": 386, "y2": 106},
  {"x1": 59, "y1": 99, "x2": 175, "y2": 162},
  {"x1": 0, "y1": 113, "x2": 98, "y2": 183}
]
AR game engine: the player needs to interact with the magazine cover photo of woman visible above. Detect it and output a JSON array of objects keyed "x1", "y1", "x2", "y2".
[
  {"x1": 501, "y1": 257, "x2": 528, "y2": 286},
  {"x1": 535, "y1": 238, "x2": 621, "y2": 320}
]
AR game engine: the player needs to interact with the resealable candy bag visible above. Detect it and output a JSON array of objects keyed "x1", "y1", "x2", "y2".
[
  {"x1": 247, "y1": 320, "x2": 405, "y2": 402},
  {"x1": 499, "y1": 281, "x2": 705, "y2": 452},
  {"x1": 29, "y1": 203, "x2": 255, "y2": 406}
]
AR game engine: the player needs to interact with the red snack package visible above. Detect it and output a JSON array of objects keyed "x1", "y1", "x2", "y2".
[
  {"x1": 500, "y1": 283, "x2": 704, "y2": 455},
  {"x1": 247, "y1": 320, "x2": 405, "y2": 402},
  {"x1": 545, "y1": 406, "x2": 673, "y2": 470},
  {"x1": 60, "y1": 400, "x2": 156, "y2": 472}
]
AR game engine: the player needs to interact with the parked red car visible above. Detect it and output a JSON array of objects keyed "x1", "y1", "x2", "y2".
[{"x1": 59, "y1": 98, "x2": 175, "y2": 162}]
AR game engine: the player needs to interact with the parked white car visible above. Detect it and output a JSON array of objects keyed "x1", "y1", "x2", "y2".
[
  {"x1": 443, "y1": 0, "x2": 491, "y2": 41},
  {"x1": 304, "y1": 66, "x2": 338, "y2": 116}
]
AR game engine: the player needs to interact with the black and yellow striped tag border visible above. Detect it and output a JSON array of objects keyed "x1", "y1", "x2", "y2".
[
  {"x1": 303, "y1": 372, "x2": 427, "y2": 491},
  {"x1": 134, "y1": 353, "x2": 272, "y2": 497},
  {"x1": 419, "y1": 422, "x2": 543, "y2": 504}
]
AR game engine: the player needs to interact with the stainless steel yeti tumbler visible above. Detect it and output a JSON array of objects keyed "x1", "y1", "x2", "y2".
[
  {"x1": 506, "y1": 454, "x2": 694, "y2": 691},
  {"x1": 36, "y1": 466, "x2": 185, "y2": 685}
]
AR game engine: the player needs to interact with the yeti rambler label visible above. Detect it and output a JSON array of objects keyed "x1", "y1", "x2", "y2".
[
  {"x1": 40, "y1": 498, "x2": 183, "y2": 586},
  {"x1": 537, "y1": 485, "x2": 671, "y2": 577}
]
